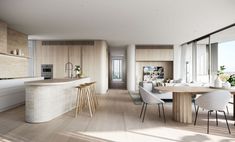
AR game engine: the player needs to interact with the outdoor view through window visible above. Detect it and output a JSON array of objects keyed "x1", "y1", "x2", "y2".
[{"x1": 218, "y1": 41, "x2": 235, "y2": 74}]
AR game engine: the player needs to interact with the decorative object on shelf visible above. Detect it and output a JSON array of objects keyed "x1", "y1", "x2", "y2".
[
  {"x1": 74, "y1": 65, "x2": 81, "y2": 78},
  {"x1": 13, "y1": 49, "x2": 17, "y2": 55},
  {"x1": 17, "y1": 49, "x2": 22, "y2": 56}
]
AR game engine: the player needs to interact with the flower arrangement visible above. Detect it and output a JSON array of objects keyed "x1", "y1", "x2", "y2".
[
  {"x1": 74, "y1": 65, "x2": 81, "y2": 77},
  {"x1": 217, "y1": 65, "x2": 235, "y2": 86}
]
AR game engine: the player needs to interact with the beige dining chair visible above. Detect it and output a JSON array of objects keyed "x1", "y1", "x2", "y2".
[
  {"x1": 194, "y1": 90, "x2": 231, "y2": 134},
  {"x1": 139, "y1": 86, "x2": 166, "y2": 123}
]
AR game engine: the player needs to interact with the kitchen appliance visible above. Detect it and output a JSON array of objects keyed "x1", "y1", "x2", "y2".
[{"x1": 41, "y1": 64, "x2": 53, "y2": 79}]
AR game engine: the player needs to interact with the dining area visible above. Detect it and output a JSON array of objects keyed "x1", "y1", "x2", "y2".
[{"x1": 138, "y1": 84, "x2": 235, "y2": 134}]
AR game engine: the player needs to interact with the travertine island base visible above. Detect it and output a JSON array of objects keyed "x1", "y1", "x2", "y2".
[{"x1": 25, "y1": 77, "x2": 90, "y2": 123}]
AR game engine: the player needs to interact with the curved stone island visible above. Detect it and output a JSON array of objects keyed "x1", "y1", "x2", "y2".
[{"x1": 25, "y1": 77, "x2": 90, "y2": 123}]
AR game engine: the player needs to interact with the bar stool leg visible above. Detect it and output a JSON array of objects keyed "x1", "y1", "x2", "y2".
[
  {"x1": 86, "y1": 88, "x2": 93, "y2": 117},
  {"x1": 89, "y1": 85, "x2": 96, "y2": 114},
  {"x1": 92, "y1": 83, "x2": 98, "y2": 107},
  {"x1": 75, "y1": 88, "x2": 80, "y2": 117}
]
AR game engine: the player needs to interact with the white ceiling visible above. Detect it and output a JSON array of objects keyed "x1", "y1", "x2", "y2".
[{"x1": 0, "y1": 0, "x2": 235, "y2": 47}]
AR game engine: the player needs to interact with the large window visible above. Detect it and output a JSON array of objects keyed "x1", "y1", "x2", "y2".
[
  {"x1": 218, "y1": 41, "x2": 235, "y2": 74},
  {"x1": 112, "y1": 59, "x2": 123, "y2": 81},
  {"x1": 181, "y1": 24, "x2": 235, "y2": 84}
]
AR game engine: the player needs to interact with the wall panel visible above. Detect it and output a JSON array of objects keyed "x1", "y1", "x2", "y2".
[
  {"x1": 0, "y1": 21, "x2": 7, "y2": 53},
  {"x1": 136, "y1": 49, "x2": 173, "y2": 61}
]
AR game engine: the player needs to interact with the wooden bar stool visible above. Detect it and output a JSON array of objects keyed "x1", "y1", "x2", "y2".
[
  {"x1": 75, "y1": 84, "x2": 94, "y2": 118},
  {"x1": 84, "y1": 82, "x2": 96, "y2": 112}
]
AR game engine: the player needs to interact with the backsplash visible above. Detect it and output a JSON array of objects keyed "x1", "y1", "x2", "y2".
[{"x1": 0, "y1": 55, "x2": 28, "y2": 78}]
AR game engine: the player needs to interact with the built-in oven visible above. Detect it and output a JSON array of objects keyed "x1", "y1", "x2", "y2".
[{"x1": 41, "y1": 64, "x2": 53, "y2": 79}]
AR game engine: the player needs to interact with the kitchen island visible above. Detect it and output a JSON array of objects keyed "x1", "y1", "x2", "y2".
[{"x1": 25, "y1": 77, "x2": 90, "y2": 123}]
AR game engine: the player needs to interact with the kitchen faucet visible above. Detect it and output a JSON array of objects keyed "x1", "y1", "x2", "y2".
[
  {"x1": 65, "y1": 61, "x2": 73, "y2": 78},
  {"x1": 65, "y1": 47, "x2": 74, "y2": 78}
]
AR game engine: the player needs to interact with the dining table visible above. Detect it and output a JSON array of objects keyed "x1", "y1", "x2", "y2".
[{"x1": 155, "y1": 86, "x2": 235, "y2": 124}]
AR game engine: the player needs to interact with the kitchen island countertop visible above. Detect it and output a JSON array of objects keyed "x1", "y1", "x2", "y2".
[{"x1": 25, "y1": 77, "x2": 88, "y2": 86}]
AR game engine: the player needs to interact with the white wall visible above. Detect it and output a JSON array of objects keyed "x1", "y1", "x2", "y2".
[
  {"x1": 127, "y1": 45, "x2": 135, "y2": 92},
  {"x1": 98, "y1": 41, "x2": 109, "y2": 94}
]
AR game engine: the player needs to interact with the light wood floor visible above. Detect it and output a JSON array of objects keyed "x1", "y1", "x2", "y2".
[{"x1": 0, "y1": 89, "x2": 235, "y2": 142}]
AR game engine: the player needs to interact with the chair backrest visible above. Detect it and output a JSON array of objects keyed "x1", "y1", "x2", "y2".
[
  {"x1": 143, "y1": 82, "x2": 152, "y2": 92},
  {"x1": 139, "y1": 86, "x2": 164, "y2": 104},
  {"x1": 195, "y1": 90, "x2": 231, "y2": 110}
]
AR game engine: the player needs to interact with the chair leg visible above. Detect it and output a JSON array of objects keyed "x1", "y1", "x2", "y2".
[
  {"x1": 216, "y1": 111, "x2": 218, "y2": 126},
  {"x1": 222, "y1": 111, "x2": 231, "y2": 134},
  {"x1": 193, "y1": 100, "x2": 196, "y2": 112},
  {"x1": 140, "y1": 102, "x2": 145, "y2": 118},
  {"x1": 226, "y1": 105, "x2": 229, "y2": 115},
  {"x1": 142, "y1": 103, "x2": 148, "y2": 122},
  {"x1": 158, "y1": 104, "x2": 161, "y2": 118},
  {"x1": 161, "y1": 103, "x2": 166, "y2": 123},
  {"x1": 207, "y1": 110, "x2": 211, "y2": 134},
  {"x1": 194, "y1": 106, "x2": 199, "y2": 125}
]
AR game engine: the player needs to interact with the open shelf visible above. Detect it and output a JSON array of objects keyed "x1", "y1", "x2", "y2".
[{"x1": 0, "y1": 52, "x2": 31, "y2": 59}]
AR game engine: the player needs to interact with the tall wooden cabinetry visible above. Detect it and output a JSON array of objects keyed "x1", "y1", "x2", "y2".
[{"x1": 34, "y1": 40, "x2": 108, "y2": 94}]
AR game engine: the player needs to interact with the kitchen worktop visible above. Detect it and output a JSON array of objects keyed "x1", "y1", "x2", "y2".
[{"x1": 25, "y1": 77, "x2": 88, "y2": 86}]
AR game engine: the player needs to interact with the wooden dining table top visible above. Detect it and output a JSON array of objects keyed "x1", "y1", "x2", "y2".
[{"x1": 155, "y1": 86, "x2": 235, "y2": 94}]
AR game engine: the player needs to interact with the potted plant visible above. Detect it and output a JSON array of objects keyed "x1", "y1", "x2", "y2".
[
  {"x1": 74, "y1": 65, "x2": 81, "y2": 78},
  {"x1": 227, "y1": 74, "x2": 235, "y2": 86}
]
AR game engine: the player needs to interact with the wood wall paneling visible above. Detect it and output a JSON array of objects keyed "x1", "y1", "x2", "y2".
[
  {"x1": 0, "y1": 55, "x2": 28, "y2": 78},
  {"x1": 7, "y1": 28, "x2": 28, "y2": 56},
  {"x1": 136, "y1": 49, "x2": 173, "y2": 61},
  {"x1": 35, "y1": 41, "x2": 77, "y2": 78},
  {"x1": 0, "y1": 21, "x2": 7, "y2": 53},
  {"x1": 34, "y1": 40, "x2": 108, "y2": 94},
  {"x1": 0, "y1": 21, "x2": 29, "y2": 78}
]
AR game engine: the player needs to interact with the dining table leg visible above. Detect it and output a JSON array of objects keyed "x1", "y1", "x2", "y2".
[{"x1": 173, "y1": 92, "x2": 193, "y2": 123}]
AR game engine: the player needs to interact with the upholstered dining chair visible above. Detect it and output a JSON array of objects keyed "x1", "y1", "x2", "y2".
[
  {"x1": 139, "y1": 86, "x2": 166, "y2": 123},
  {"x1": 194, "y1": 90, "x2": 231, "y2": 134}
]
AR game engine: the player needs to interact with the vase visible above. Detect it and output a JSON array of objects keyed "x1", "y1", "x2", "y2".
[
  {"x1": 214, "y1": 76, "x2": 222, "y2": 87},
  {"x1": 75, "y1": 70, "x2": 80, "y2": 78},
  {"x1": 222, "y1": 81, "x2": 231, "y2": 89}
]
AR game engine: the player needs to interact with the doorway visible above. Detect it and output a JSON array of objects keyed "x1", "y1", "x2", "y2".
[
  {"x1": 112, "y1": 59, "x2": 123, "y2": 82},
  {"x1": 109, "y1": 55, "x2": 126, "y2": 89},
  {"x1": 109, "y1": 47, "x2": 127, "y2": 89}
]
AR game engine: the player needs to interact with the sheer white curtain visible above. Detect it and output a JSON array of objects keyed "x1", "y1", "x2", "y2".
[
  {"x1": 180, "y1": 44, "x2": 192, "y2": 82},
  {"x1": 196, "y1": 44, "x2": 209, "y2": 83}
]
